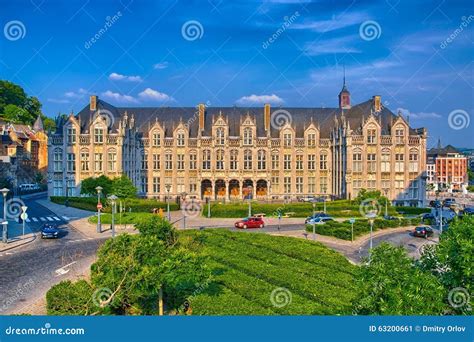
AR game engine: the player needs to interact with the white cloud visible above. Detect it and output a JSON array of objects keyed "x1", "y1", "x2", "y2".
[
  {"x1": 138, "y1": 88, "x2": 174, "y2": 102},
  {"x1": 397, "y1": 108, "x2": 442, "y2": 120},
  {"x1": 48, "y1": 98, "x2": 70, "y2": 104},
  {"x1": 236, "y1": 94, "x2": 284, "y2": 105},
  {"x1": 153, "y1": 62, "x2": 169, "y2": 70},
  {"x1": 64, "y1": 88, "x2": 88, "y2": 98},
  {"x1": 101, "y1": 90, "x2": 138, "y2": 103},
  {"x1": 292, "y1": 11, "x2": 369, "y2": 33},
  {"x1": 109, "y1": 72, "x2": 143, "y2": 82},
  {"x1": 304, "y1": 35, "x2": 361, "y2": 56}
]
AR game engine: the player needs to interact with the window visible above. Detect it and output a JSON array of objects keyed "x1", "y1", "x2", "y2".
[
  {"x1": 296, "y1": 155, "x2": 303, "y2": 170},
  {"x1": 409, "y1": 180, "x2": 418, "y2": 198},
  {"x1": 152, "y1": 132, "x2": 161, "y2": 147},
  {"x1": 296, "y1": 177, "x2": 303, "y2": 194},
  {"x1": 257, "y1": 150, "x2": 266, "y2": 170},
  {"x1": 283, "y1": 155, "x2": 291, "y2": 170},
  {"x1": 230, "y1": 150, "x2": 238, "y2": 170},
  {"x1": 307, "y1": 133, "x2": 316, "y2": 147},
  {"x1": 381, "y1": 152, "x2": 390, "y2": 172},
  {"x1": 284, "y1": 177, "x2": 291, "y2": 194},
  {"x1": 409, "y1": 151, "x2": 418, "y2": 172},
  {"x1": 308, "y1": 177, "x2": 316, "y2": 193},
  {"x1": 94, "y1": 127, "x2": 104, "y2": 143},
  {"x1": 271, "y1": 176, "x2": 280, "y2": 193},
  {"x1": 67, "y1": 178, "x2": 75, "y2": 196},
  {"x1": 243, "y1": 128, "x2": 253, "y2": 145},
  {"x1": 108, "y1": 150, "x2": 116, "y2": 171},
  {"x1": 67, "y1": 153, "x2": 75, "y2": 172},
  {"x1": 367, "y1": 129, "x2": 376, "y2": 144},
  {"x1": 153, "y1": 177, "x2": 160, "y2": 193},
  {"x1": 177, "y1": 154, "x2": 185, "y2": 170},
  {"x1": 189, "y1": 153, "x2": 197, "y2": 170},
  {"x1": 272, "y1": 154, "x2": 279, "y2": 169},
  {"x1": 189, "y1": 178, "x2": 197, "y2": 193},
  {"x1": 395, "y1": 154, "x2": 404, "y2": 172},
  {"x1": 244, "y1": 149, "x2": 252, "y2": 170},
  {"x1": 54, "y1": 149, "x2": 62, "y2": 172},
  {"x1": 283, "y1": 133, "x2": 292, "y2": 147},
  {"x1": 216, "y1": 149, "x2": 224, "y2": 170},
  {"x1": 320, "y1": 177, "x2": 328, "y2": 194},
  {"x1": 216, "y1": 127, "x2": 225, "y2": 145},
  {"x1": 94, "y1": 153, "x2": 103, "y2": 171},
  {"x1": 395, "y1": 128, "x2": 404, "y2": 144},
  {"x1": 202, "y1": 150, "x2": 211, "y2": 170},
  {"x1": 141, "y1": 151, "x2": 148, "y2": 170},
  {"x1": 308, "y1": 155, "x2": 316, "y2": 170},
  {"x1": 320, "y1": 154, "x2": 327, "y2": 170},
  {"x1": 141, "y1": 176, "x2": 148, "y2": 193},
  {"x1": 353, "y1": 179, "x2": 362, "y2": 194},
  {"x1": 81, "y1": 151, "x2": 89, "y2": 171},
  {"x1": 67, "y1": 127, "x2": 76, "y2": 144},
  {"x1": 177, "y1": 177, "x2": 185, "y2": 193},
  {"x1": 165, "y1": 153, "x2": 173, "y2": 170},
  {"x1": 53, "y1": 180, "x2": 63, "y2": 196},
  {"x1": 353, "y1": 152, "x2": 362, "y2": 172},
  {"x1": 367, "y1": 153, "x2": 376, "y2": 173},
  {"x1": 177, "y1": 131, "x2": 185, "y2": 146},
  {"x1": 153, "y1": 154, "x2": 160, "y2": 170}
]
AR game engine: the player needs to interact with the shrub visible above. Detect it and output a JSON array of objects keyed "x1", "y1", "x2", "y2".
[{"x1": 46, "y1": 280, "x2": 94, "y2": 315}]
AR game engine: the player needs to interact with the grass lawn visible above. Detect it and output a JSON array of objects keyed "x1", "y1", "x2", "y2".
[
  {"x1": 88, "y1": 212, "x2": 155, "y2": 224},
  {"x1": 181, "y1": 229, "x2": 356, "y2": 315}
]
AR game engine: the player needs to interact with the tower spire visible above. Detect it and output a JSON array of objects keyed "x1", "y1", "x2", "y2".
[{"x1": 343, "y1": 64, "x2": 346, "y2": 87}]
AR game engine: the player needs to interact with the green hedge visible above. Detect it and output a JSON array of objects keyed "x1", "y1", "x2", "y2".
[
  {"x1": 46, "y1": 280, "x2": 94, "y2": 315},
  {"x1": 306, "y1": 217, "x2": 422, "y2": 240},
  {"x1": 395, "y1": 207, "x2": 431, "y2": 215},
  {"x1": 50, "y1": 196, "x2": 179, "y2": 213}
]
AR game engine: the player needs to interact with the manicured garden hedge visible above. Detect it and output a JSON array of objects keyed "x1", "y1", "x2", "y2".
[
  {"x1": 181, "y1": 229, "x2": 356, "y2": 315},
  {"x1": 305, "y1": 217, "x2": 422, "y2": 240},
  {"x1": 50, "y1": 196, "x2": 179, "y2": 213},
  {"x1": 395, "y1": 206, "x2": 431, "y2": 215}
]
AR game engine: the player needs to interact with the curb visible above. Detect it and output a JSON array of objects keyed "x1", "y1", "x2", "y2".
[{"x1": 0, "y1": 233, "x2": 37, "y2": 252}]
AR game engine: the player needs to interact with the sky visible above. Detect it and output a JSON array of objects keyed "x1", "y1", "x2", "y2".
[{"x1": 0, "y1": 0, "x2": 473, "y2": 148}]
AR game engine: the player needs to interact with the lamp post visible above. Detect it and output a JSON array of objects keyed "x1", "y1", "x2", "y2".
[
  {"x1": 366, "y1": 212, "x2": 377, "y2": 263},
  {"x1": 108, "y1": 195, "x2": 118, "y2": 238},
  {"x1": 384, "y1": 189, "x2": 389, "y2": 217},
  {"x1": 165, "y1": 184, "x2": 171, "y2": 221},
  {"x1": 20, "y1": 205, "x2": 27, "y2": 236},
  {"x1": 1, "y1": 188, "x2": 9, "y2": 221},
  {"x1": 95, "y1": 186, "x2": 103, "y2": 233},
  {"x1": 247, "y1": 186, "x2": 252, "y2": 217},
  {"x1": 181, "y1": 192, "x2": 187, "y2": 229},
  {"x1": 323, "y1": 196, "x2": 327, "y2": 213},
  {"x1": 64, "y1": 175, "x2": 70, "y2": 207}
]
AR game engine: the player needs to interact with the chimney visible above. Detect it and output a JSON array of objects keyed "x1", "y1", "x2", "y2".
[
  {"x1": 198, "y1": 103, "x2": 205, "y2": 131},
  {"x1": 90, "y1": 95, "x2": 98, "y2": 111},
  {"x1": 264, "y1": 103, "x2": 271, "y2": 132},
  {"x1": 373, "y1": 95, "x2": 381, "y2": 112}
]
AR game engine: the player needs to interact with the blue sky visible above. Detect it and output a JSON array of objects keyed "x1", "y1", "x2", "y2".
[{"x1": 1, "y1": 0, "x2": 473, "y2": 148}]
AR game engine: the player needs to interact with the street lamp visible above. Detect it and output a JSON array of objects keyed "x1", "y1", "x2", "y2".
[
  {"x1": 181, "y1": 192, "x2": 187, "y2": 229},
  {"x1": 384, "y1": 189, "x2": 389, "y2": 217},
  {"x1": 1, "y1": 188, "x2": 9, "y2": 221},
  {"x1": 165, "y1": 184, "x2": 171, "y2": 221},
  {"x1": 21, "y1": 205, "x2": 27, "y2": 237},
  {"x1": 366, "y1": 212, "x2": 377, "y2": 263},
  {"x1": 95, "y1": 186, "x2": 103, "y2": 233},
  {"x1": 247, "y1": 186, "x2": 252, "y2": 217},
  {"x1": 323, "y1": 196, "x2": 327, "y2": 213},
  {"x1": 108, "y1": 195, "x2": 118, "y2": 238}
]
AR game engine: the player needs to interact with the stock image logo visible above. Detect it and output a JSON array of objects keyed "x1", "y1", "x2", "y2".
[
  {"x1": 270, "y1": 287, "x2": 292, "y2": 308},
  {"x1": 448, "y1": 287, "x2": 472, "y2": 311},
  {"x1": 448, "y1": 109, "x2": 470, "y2": 130},
  {"x1": 181, "y1": 200, "x2": 202, "y2": 219},
  {"x1": 94, "y1": 109, "x2": 115, "y2": 129},
  {"x1": 5, "y1": 198, "x2": 25, "y2": 220},
  {"x1": 92, "y1": 287, "x2": 113, "y2": 308},
  {"x1": 358, "y1": 198, "x2": 381, "y2": 217},
  {"x1": 4, "y1": 20, "x2": 26, "y2": 41},
  {"x1": 181, "y1": 20, "x2": 204, "y2": 41},
  {"x1": 359, "y1": 20, "x2": 382, "y2": 41},
  {"x1": 270, "y1": 109, "x2": 292, "y2": 129}
]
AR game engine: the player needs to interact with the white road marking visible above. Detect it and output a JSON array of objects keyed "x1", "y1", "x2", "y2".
[
  {"x1": 62, "y1": 216, "x2": 70, "y2": 221},
  {"x1": 54, "y1": 261, "x2": 77, "y2": 276},
  {"x1": 46, "y1": 217, "x2": 54, "y2": 221},
  {"x1": 39, "y1": 217, "x2": 46, "y2": 222},
  {"x1": 32, "y1": 217, "x2": 38, "y2": 222},
  {"x1": 53, "y1": 216, "x2": 60, "y2": 221}
]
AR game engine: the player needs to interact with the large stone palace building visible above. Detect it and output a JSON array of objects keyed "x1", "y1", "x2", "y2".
[{"x1": 47, "y1": 84, "x2": 427, "y2": 206}]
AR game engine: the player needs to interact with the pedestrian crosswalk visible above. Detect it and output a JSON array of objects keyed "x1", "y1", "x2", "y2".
[{"x1": 16, "y1": 215, "x2": 68, "y2": 223}]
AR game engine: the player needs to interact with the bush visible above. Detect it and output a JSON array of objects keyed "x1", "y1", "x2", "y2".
[
  {"x1": 395, "y1": 207, "x2": 430, "y2": 215},
  {"x1": 46, "y1": 280, "x2": 94, "y2": 315}
]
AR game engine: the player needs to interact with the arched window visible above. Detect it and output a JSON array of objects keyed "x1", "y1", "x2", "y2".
[
  {"x1": 216, "y1": 149, "x2": 224, "y2": 170},
  {"x1": 257, "y1": 150, "x2": 266, "y2": 170},
  {"x1": 177, "y1": 130, "x2": 185, "y2": 146},
  {"x1": 216, "y1": 127, "x2": 225, "y2": 145},
  {"x1": 283, "y1": 131, "x2": 292, "y2": 147},
  {"x1": 202, "y1": 149, "x2": 211, "y2": 170},
  {"x1": 244, "y1": 149, "x2": 252, "y2": 170},
  {"x1": 243, "y1": 128, "x2": 253, "y2": 145},
  {"x1": 230, "y1": 149, "x2": 238, "y2": 170}
]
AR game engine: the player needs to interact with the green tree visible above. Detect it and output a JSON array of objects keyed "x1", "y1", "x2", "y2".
[
  {"x1": 2, "y1": 104, "x2": 33, "y2": 124},
  {"x1": 111, "y1": 175, "x2": 137, "y2": 198},
  {"x1": 46, "y1": 280, "x2": 94, "y2": 315},
  {"x1": 353, "y1": 243, "x2": 446, "y2": 315},
  {"x1": 80, "y1": 175, "x2": 113, "y2": 196},
  {"x1": 135, "y1": 216, "x2": 178, "y2": 246},
  {"x1": 0, "y1": 80, "x2": 27, "y2": 112},
  {"x1": 354, "y1": 188, "x2": 389, "y2": 206}
]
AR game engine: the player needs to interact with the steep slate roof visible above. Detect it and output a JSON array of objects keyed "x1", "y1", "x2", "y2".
[
  {"x1": 428, "y1": 144, "x2": 460, "y2": 156},
  {"x1": 74, "y1": 98, "x2": 416, "y2": 139}
]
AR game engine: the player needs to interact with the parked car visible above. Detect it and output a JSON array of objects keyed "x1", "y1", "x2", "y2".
[
  {"x1": 306, "y1": 216, "x2": 334, "y2": 225},
  {"x1": 413, "y1": 226, "x2": 434, "y2": 238},
  {"x1": 421, "y1": 213, "x2": 435, "y2": 221},
  {"x1": 429, "y1": 200, "x2": 442, "y2": 208},
  {"x1": 383, "y1": 215, "x2": 399, "y2": 220},
  {"x1": 443, "y1": 198, "x2": 456, "y2": 207},
  {"x1": 298, "y1": 196, "x2": 315, "y2": 202},
  {"x1": 41, "y1": 224, "x2": 61, "y2": 239},
  {"x1": 462, "y1": 207, "x2": 474, "y2": 215},
  {"x1": 305, "y1": 212, "x2": 330, "y2": 224},
  {"x1": 235, "y1": 217, "x2": 265, "y2": 229}
]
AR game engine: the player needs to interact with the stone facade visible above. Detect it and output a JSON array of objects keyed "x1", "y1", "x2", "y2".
[{"x1": 48, "y1": 87, "x2": 427, "y2": 206}]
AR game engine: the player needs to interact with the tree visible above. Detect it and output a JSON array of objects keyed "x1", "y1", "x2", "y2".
[
  {"x1": 355, "y1": 188, "x2": 389, "y2": 206},
  {"x1": 353, "y1": 243, "x2": 446, "y2": 315},
  {"x1": 111, "y1": 175, "x2": 137, "y2": 198},
  {"x1": 46, "y1": 280, "x2": 94, "y2": 315},
  {"x1": 2, "y1": 104, "x2": 32, "y2": 124},
  {"x1": 0, "y1": 80, "x2": 27, "y2": 113},
  {"x1": 135, "y1": 216, "x2": 178, "y2": 247},
  {"x1": 80, "y1": 175, "x2": 113, "y2": 196}
]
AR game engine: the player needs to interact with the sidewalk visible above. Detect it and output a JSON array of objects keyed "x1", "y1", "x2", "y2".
[{"x1": 0, "y1": 221, "x2": 36, "y2": 252}]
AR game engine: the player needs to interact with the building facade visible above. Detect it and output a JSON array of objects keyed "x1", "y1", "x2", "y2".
[{"x1": 48, "y1": 86, "x2": 427, "y2": 206}]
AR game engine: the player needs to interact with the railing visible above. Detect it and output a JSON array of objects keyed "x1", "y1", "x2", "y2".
[
  {"x1": 256, "y1": 138, "x2": 267, "y2": 147},
  {"x1": 50, "y1": 135, "x2": 63, "y2": 145},
  {"x1": 188, "y1": 138, "x2": 198, "y2": 147},
  {"x1": 319, "y1": 139, "x2": 330, "y2": 148},
  {"x1": 201, "y1": 137, "x2": 212, "y2": 146},
  {"x1": 228, "y1": 138, "x2": 240, "y2": 147},
  {"x1": 409, "y1": 136, "x2": 420, "y2": 145},
  {"x1": 295, "y1": 138, "x2": 305, "y2": 147},
  {"x1": 107, "y1": 135, "x2": 118, "y2": 145},
  {"x1": 141, "y1": 138, "x2": 149, "y2": 147},
  {"x1": 351, "y1": 135, "x2": 364, "y2": 144},
  {"x1": 380, "y1": 136, "x2": 392, "y2": 145},
  {"x1": 271, "y1": 139, "x2": 280, "y2": 147},
  {"x1": 164, "y1": 138, "x2": 174, "y2": 147},
  {"x1": 79, "y1": 135, "x2": 89, "y2": 145}
]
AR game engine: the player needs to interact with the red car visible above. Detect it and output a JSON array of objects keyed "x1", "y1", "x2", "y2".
[{"x1": 235, "y1": 217, "x2": 265, "y2": 229}]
